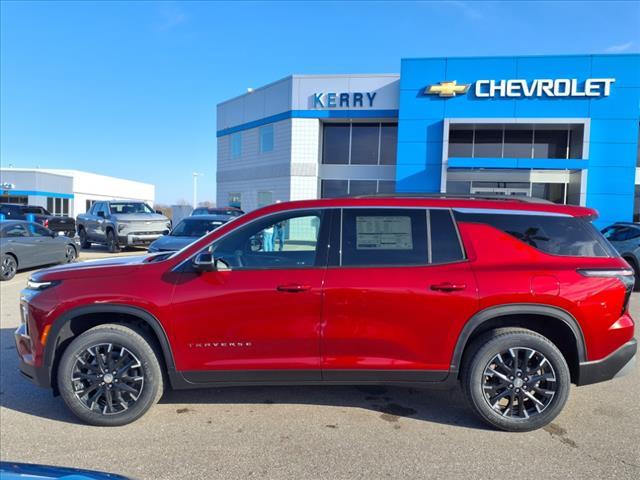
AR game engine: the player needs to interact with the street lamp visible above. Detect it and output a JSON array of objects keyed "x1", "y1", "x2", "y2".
[{"x1": 192, "y1": 172, "x2": 203, "y2": 209}]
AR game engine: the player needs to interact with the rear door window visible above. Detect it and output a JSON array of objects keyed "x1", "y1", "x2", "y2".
[
  {"x1": 454, "y1": 211, "x2": 616, "y2": 258},
  {"x1": 429, "y1": 209, "x2": 465, "y2": 263},
  {"x1": 340, "y1": 208, "x2": 428, "y2": 267}
]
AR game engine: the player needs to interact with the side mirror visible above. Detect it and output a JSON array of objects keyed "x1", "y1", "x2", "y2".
[
  {"x1": 155, "y1": 210, "x2": 163, "y2": 215},
  {"x1": 162, "y1": 229, "x2": 170, "y2": 235},
  {"x1": 193, "y1": 252, "x2": 216, "y2": 272},
  {"x1": 97, "y1": 211, "x2": 105, "y2": 218}
]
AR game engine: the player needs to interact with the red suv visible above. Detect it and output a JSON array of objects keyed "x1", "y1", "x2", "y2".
[{"x1": 14, "y1": 196, "x2": 636, "y2": 431}]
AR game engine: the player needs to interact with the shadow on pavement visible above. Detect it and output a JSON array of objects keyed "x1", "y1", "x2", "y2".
[{"x1": 0, "y1": 327, "x2": 488, "y2": 430}]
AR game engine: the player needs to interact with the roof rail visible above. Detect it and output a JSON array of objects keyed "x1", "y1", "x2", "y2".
[{"x1": 347, "y1": 193, "x2": 554, "y2": 204}]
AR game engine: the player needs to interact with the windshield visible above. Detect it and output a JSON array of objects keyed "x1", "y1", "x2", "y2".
[
  {"x1": 171, "y1": 218, "x2": 227, "y2": 237},
  {"x1": 109, "y1": 202, "x2": 155, "y2": 214}
]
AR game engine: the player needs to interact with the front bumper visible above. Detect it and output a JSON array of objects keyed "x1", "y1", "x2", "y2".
[
  {"x1": 577, "y1": 338, "x2": 637, "y2": 386},
  {"x1": 14, "y1": 323, "x2": 50, "y2": 388},
  {"x1": 119, "y1": 233, "x2": 163, "y2": 246}
]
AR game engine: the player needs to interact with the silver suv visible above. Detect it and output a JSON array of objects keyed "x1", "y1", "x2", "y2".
[{"x1": 76, "y1": 201, "x2": 171, "y2": 252}]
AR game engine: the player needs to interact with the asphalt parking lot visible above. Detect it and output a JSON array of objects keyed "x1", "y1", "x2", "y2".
[{"x1": 1, "y1": 252, "x2": 639, "y2": 479}]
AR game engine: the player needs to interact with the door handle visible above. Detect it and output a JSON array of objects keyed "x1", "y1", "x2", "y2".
[
  {"x1": 277, "y1": 284, "x2": 312, "y2": 293},
  {"x1": 430, "y1": 282, "x2": 466, "y2": 292}
]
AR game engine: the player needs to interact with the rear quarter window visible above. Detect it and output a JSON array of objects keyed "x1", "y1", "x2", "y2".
[{"x1": 454, "y1": 211, "x2": 617, "y2": 258}]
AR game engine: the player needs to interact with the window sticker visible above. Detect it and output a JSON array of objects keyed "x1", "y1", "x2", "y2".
[{"x1": 355, "y1": 216, "x2": 413, "y2": 250}]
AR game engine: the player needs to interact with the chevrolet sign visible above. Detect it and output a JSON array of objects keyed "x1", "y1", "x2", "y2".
[{"x1": 425, "y1": 78, "x2": 615, "y2": 98}]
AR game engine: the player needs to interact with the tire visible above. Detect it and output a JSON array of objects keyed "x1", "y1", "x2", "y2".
[
  {"x1": 64, "y1": 245, "x2": 77, "y2": 263},
  {"x1": 79, "y1": 228, "x2": 91, "y2": 249},
  {"x1": 1, "y1": 253, "x2": 17, "y2": 281},
  {"x1": 106, "y1": 229, "x2": 120, "y2": 253},
  {"x1": 461, "y1": 327, "x2": 570, "y2": 432},
  {"x1": 57, "y1": 324, "x2": 164, "y2": 426}
]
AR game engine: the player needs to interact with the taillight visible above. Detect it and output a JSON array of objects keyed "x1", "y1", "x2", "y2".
[
  {"x1": 577, "y1": 268, "x2": 635, "y2": 314},
  {"x1": 43, "y1": 219, "x2": 49, "y2": 228}
]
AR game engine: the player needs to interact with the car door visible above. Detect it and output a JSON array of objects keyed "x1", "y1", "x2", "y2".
[
  {"x1": 28, "y1": 223, "x2": 65, "y2": 265},
  {"x1": 321, "y1": 208, "x2": 478, "y2": 381},
  {"x1": 169, "y1": 209, "x2": 331, "y2": 382},
  {"x1": 1, "y1": 223, "x2": 35, "y2": 268}
]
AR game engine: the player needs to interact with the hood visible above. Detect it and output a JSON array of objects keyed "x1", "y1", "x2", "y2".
[
  {"x1": 149, "y1": 235, "x2": 198, "y2": 252},
  {"x1": 32, "y1": 255, "x2": 151, "y2": 281},
  {"x1": 111, "y1": 213, "x2": 168, "y2": 222}
]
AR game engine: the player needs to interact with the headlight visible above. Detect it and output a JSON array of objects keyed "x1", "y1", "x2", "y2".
[
  {"x1": 118, "y1": 223, "x2": 128, "y2": 232},
  {"x1": 26, "y1": 279, "x2": 59, "y2": 291}
]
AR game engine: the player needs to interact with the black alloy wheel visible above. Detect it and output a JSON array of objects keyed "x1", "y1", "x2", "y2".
[
  {"x1": 71, "y1": 343, "x2": 145, "y2": 415},
  {"x1": 58, "y1": 324, "x2": 163, "y2": 426},
  {"x1": 462, "y1": 328, "x2": 570, "y2": 432}
]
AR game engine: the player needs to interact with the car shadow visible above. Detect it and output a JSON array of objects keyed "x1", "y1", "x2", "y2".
[{"x1": 0, "y1": 327, "x2": 488, "y2": 430}]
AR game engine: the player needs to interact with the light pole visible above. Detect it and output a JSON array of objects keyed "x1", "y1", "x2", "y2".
[{"x1": 192, "y1": 172, "x2": 203, "y2": 209}]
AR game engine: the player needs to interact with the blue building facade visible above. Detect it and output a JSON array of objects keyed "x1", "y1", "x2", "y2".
[{"x1": 396, "y1": 54, "x2": 640, "y2": 227}]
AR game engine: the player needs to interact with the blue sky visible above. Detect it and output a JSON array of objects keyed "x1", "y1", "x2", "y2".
[{"x1": 1, "y1": 1, "x2": 639, "y2": 205}]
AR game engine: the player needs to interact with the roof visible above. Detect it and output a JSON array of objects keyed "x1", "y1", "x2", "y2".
[{"x1": 248, "y1": 196, "x2": 597, "y2": 219}]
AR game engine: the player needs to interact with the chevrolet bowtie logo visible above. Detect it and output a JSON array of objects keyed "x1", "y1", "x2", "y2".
[{"x1": 425, "y1": 81, "x2": 470, "y2": 97}]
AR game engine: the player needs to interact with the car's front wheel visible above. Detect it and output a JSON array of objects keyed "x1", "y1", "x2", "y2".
[
  {"x1": 461, "y1": 327, "x2": 570, "y2": 432},
  {"x1": 57, "y1": 324, "x2": 164, "y2": 426},
  {"x1": 1, "y1": 254, "x2": 17, "y2": 281}
]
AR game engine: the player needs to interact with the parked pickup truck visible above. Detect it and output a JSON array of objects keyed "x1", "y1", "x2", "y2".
[
  {"x1": 0, "y1": 203, "x2": 76, "y2": 236},
  {"x1": 76, "y1": 200, "x2": 171, "y2": 252}
]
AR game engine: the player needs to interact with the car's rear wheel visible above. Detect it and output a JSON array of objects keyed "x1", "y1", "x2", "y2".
[
  {"x1": 1, "y1": 254, "x2": 17, "y2": 281},
  {"x1": 106, "y1": 230, "x2": 120, "y2": 253},
  {"x1": 57, "y1": 324, "x2": 164, "y2": 426},
  {"x1": 64, "y1": 245, "x2": 77, "y2": 263},
  {"x1": 79, "y1": 228, "x2": 91, "y2": 249},
  {"x1": 461, "y1": 328, "x2": 570, "y2": 432}
]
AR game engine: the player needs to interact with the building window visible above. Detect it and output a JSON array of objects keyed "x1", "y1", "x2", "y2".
[
  {"x1": 449, "y1": 128, "x2": 473, "y2": 157},
  {"x1": 378, "y1": 180, "x2": 396, "y2": 194},
  {"x1": 85, "y1": 199, "x2": 96, "y2": 212},
  {"x1": 350, "y1": 123, "x2": 379, "y2": 165},
  {"x1": 259, "y1": 125, "x2": 274, "y2": 153},
  {"x1": 349, "y1": 180, "x2": 378, "y2": 196},
  {"x1": 0, "y1": 195, "x2": 28, "y2": 205},
  {"x1": 448, "y1": 123, "x2": 584, "y2": 160},
  {"x1": 323, "y1": 124, "x2": 350, "y2": 165},
  {"x1": 474, "y1": 128, "x2": 503, "y2": 158},
  {"x1": 321, "y1": 179, "x2": 397, "y2": 198},
  {"x1": 533, "y1": 130, "x2": 568, "y2": 159},
  {"x1": 321, "y1": 179, "x2": 348, "y2": 198},
  {"x1": 257, "y1": 191, "x2": 273, "y2": 207},
  {"x1": 46, "y1": 197, "x2": 70, "y2": 216},
  {"x1": 322, "y1": 122, "x2": 398, "y2": 165},
  {"x1": 228, "y1": 192, "x2": 241, "y2": 208},
  {"x1": 231, "y1": 133, "x2": 242, "y2": 159},
  {"x1": 503, "y1": 128, "x2": 533, "y2": 158},
  {"x1": 380, "y1": 125, "x2": 398, "y2": 165}
]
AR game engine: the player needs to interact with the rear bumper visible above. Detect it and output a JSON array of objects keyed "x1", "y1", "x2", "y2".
[{"x1": 577, "y1": 338, "x2": 637, "y2": 386}]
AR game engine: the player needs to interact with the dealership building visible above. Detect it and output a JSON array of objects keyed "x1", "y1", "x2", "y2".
[
  {"x1": 0, "y1": 168, "x2": 155, "y2": 218},
  {"x1": 216, "y1": 53, "x2": 639, "y2": 227}
]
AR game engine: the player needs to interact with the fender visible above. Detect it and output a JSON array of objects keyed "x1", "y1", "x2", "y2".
[
  {"x1": 449, "y1": 303, "x2": 587, "y2": 373},
  {"x1": 43, "y1": 303, "x2": 176, "y2": 388}
]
